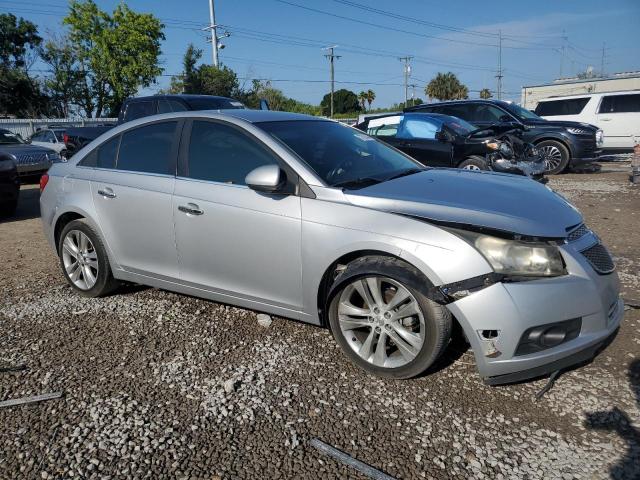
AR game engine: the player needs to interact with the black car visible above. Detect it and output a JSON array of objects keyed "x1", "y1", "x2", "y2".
[
  {"x1": 405, "y1": 100, "x2": 602, "y2": 174},
  {"x1": 63, "y1": 94, "x2": 246, "y2": 157},
  {"x1": 0, "y1": 153, "x2": 19, "y2": 217},
  {"x1": 357, "y1": 112, "x2": 546, "y2": 181}
]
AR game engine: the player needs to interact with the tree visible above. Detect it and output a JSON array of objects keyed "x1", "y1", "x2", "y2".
[
  {"x1": 40, "y1": 35, "x2": 86, "y2": 117},
  {"x1": 479, "y1": 88, "x2": 492, "y2": 100},
  {"x1": 64, "y1": 0, "x2": 165, "y2": 117},
  {"x1": 365, "y1": 89, "x2": 376, "y2": 110},
  {"x1": 0, "y1": 13, "x2": 50, "y2": 117},
  {"x1": 181, "y1": 44, "x2": 202, "y2": 94},
  {"x1": 195, "y1": 65, "x2": 239, "y2": 97},
  {"x1": 425, "y1": 72, "x2": 469, "y2": 101},
  {"x1": 357, "y1": 91, "x2": 367, "y2": 111},
  {"x1": 320, "y1": 89, "x2": 360, "y2": 116}
]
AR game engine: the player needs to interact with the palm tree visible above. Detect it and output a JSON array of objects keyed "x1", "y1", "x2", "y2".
[
  {"x1": 425, "y1": 72, "x2": 469, "y2": 101},
  {"x1": 357, "y1": 91, "x2": 367, "y2": 111},
  {"x1": 479, "y1": 88, "x2": 492, "y2": 99},
  {"x1": 365, "y1": 89, "x2": 376, "y2": 110}
]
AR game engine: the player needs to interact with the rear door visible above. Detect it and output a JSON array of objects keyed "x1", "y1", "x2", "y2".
[
  {"x1": 173, "y1": 119, "x2": 303, "y2": 310},
  {"x1": 90, "y1": 120, "x2": 181, "y2": 278},
  {"x1": 395, "y1": 116, "x2": 452, "y2": 167},
  {"x1": 596, "y1": 93, "x2": 640, "y2": 149}
]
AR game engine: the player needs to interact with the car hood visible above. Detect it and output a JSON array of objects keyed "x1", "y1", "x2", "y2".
[
  {"x1": 0, "y1": 144, "x2": 56, "y2": 155},
  {"x1": 344, "y1": 169, "x2": 581, "y2": 238},
  {"x1": 523, "y1": 119, "x2": 598, "y2": 131}
]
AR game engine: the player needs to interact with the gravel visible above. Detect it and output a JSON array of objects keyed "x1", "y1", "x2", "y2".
[{"x1": 1, "y1": 168, "x2": 639, "y2": 479}]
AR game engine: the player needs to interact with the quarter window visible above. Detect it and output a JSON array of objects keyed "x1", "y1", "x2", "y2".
[
  {"x1": 598, "y1": 94, "x2": 640, "y2": 113},
  {"x1": 187, "y1": 120, "x2": 278, "y2": 185},
  {"x1": 97, "y1": 135, "x2": 120, "y2": 169},
  {"x1": 535, "y1": 98, "x2": 589, "y2": 116},
  {"x1": 123, "y1": 101, "x2": 156, "y2": 122},
  {"x1": 117, "y1": 122, "x2": 177, "y2": 174}
]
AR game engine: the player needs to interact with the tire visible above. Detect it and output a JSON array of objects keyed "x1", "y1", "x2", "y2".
[
  {"x1": 537, "y1": 140, "x2": 570, "y2": 175},
  {"x1": 58, "y1": 219, "x2": 119, "y2": 297},
  {"x1": 458, "y1": 155, "x2": 489, "y2": 171},
  {"x1": 327, "y1": 255, "x2": 452, "y2": 379}
]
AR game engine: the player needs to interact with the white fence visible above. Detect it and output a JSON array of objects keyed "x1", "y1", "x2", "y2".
[{"x1": 0, "y1": 118, "x2": 117, "y2": 139}]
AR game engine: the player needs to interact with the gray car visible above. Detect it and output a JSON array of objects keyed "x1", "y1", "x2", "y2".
[
  {"x1": 40, "y1": 110, "x2": 623, "y2": 384},
  {"x1": 0, "y1": 128, "x2": 61, "y2": 179}
]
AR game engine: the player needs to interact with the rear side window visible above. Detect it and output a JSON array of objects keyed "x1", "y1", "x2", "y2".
[
  {"x1": 535, "y1": 98, "x2": 589, "y2": 116},
  {"x1": 186, "y1": 120, "x2": 278, "y2": 185},
  {"x1": 117, "y1": 122, "x2": 177, "y2": 174},
  {"x1": 599, "y1": 94, "x2": 640, "y2": 113},
  {"x1": 123, "y1": 101, "x2": 156, "y2": 122}
]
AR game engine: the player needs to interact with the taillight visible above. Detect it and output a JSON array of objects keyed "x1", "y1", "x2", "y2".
[
  {"x1": 63, "y1": 133, "x2": 69, "y2": 143},
  {"x1": 40, "y1": 173, "x2": 49, "y2": 192}
]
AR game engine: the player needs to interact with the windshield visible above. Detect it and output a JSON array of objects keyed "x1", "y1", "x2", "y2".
[
  {"x1": 0, "y1": 131, "x2": 24, "y2": 145},
  {"x1": 503, "y1": 103, "x2": 542, "y2": 121},
  {"x1": 445, "y1": 116, "x2": 477, "y2": 135},
  {"x1": 258, "y1": 120, "x2": 422, "y2": 188},
  {"x1": 185, "y1": 97, "x2": 245, "y2": 110}
]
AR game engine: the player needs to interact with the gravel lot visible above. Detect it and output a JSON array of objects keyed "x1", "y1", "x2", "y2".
[{"x1": 1, "y1": 162, "x2": 639, "y2": 480}]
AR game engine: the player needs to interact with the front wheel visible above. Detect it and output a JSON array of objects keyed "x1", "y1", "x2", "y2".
[
  {"x1": 458, "y1": 155, "x2": 489, "y2": 171},
  {"x1": 327, "y1": 256, "x2": 452, "y2": 379},
  {"x1": 537, "y1": 140, "x2": 570, "y2": 175}
]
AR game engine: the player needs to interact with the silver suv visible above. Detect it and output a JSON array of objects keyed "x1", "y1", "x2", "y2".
[{"x1": 40, "y1": 110, "x2": 623, "y2": 384}]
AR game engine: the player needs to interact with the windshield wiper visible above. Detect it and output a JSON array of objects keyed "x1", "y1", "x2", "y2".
[
  {"x1": 385, "y1": 167, "x2": 424, "y2": 181},
  {"x1": 332, "y1": 177, "x2": 383, "y2": 189}
]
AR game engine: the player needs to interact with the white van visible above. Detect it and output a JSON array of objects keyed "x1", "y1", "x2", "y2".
[{"x1": 534, "y1": 91, "x2": 640, "y2": 151}]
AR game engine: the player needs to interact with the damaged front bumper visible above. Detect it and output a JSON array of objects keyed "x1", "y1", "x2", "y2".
[
  {"x1": 440, "y1": 232, "x2": 623, "y2": 385},
  {"x1": 491, "y1": 157, "x2": 547, "y2": 182}
]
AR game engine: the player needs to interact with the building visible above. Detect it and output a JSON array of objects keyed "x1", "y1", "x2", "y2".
[{"x1": 521, "y1": 71, "x2": 640, "y2": 110}]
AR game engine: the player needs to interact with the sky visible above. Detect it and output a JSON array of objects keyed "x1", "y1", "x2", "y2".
[{"x1": 3, "y1": 0, "x2": 640, "y2": 108}]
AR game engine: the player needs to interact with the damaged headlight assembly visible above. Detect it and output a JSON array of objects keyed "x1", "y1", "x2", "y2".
[{"x1": 455, "y1": 229, "x2": 566, "y2": 277}]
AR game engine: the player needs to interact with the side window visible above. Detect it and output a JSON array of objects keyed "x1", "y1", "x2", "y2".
[
  {"x1": 471, "y1": 104, "x2": 507, "y2": 122},
  {"x1": 535, "y1": 98, "x2": 589, "y2": 116},
  {"x1": 80, "y1": 135, "x2": 120, "y2": 168},
  {"x1": 599, "y1": 94, "x2": 640, "y2": 113},
  {"x1": 168, "y1": 100, "x2": 188, "y2": 111},
  {"x1": 123, "y1": 101, "x2": 156, "y2": 122},
  {"x1": 187, "y1": 120, "x2": 278, "y2": 185},
  {"x1": 117, "y1": 122, "x2": 177, "y2": 174},
  {"x1": 45, "y1": 131, "x2": 56, "y2": 142},
  {"x1": 366, "y1": 116, "x2": 401, "y2": 138},
  {"x1": 158, "y1": 99, "x2": 189, "y2": 114},
  {"x1": 157, "y1": 99, "x2": 172, "y2": 114},
  {"x1": 31, "y1": 132, "x2": 45, "y2": 141},
  {"x1": 397, "y1": 118, "x2": 440, "y2": 140}
]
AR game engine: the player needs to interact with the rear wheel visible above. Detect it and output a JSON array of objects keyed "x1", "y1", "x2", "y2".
[
  {"x1": 327, "y1": 256, "x2": 452, "y2": 379},
  {"x1": 58, "y1": 219, "x2": 119, "y2": 297},
  {"x1": 537, "y1": 140, "x2": 570, "y2": 174},
  {"x1": 459, "y1": 155, "x2": 489, "y2": 171}
]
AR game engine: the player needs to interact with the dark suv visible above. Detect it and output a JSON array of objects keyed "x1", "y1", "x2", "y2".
[{"x1": 405, "y1": 100, "x2": 602, "y2": 174}]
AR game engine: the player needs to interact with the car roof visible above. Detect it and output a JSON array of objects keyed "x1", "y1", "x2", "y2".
[
  {"x1": 408, "y1": 99, "x2": 512, "y2": 109},
  {"x1": 130, "y1": 94, "x2": 238, "y2": 102},
  {"x1": 539, "y1": 90, "x2": 640, "y2": 101},
  {"x1": 213, "y1": 109, "x2": 329, "y2": 123}
]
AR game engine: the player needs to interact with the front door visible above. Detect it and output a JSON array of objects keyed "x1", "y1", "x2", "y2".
[
  {"x1": 597, "y1": 93, "x2": 640, "y2": 149},
  {"x1": 173, "y1": 119, "x2": 303, "y2": 311},
  {"x1": 90, "y1": 120, "x2": 180, "y2": 278}
]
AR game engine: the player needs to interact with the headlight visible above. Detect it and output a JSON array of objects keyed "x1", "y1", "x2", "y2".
[
  {"x1": 566, "y1": 127, "x2": 589, "y2": 135},
  {"x1": 595, "y1": 129, "x2": 604, "y2": 146},
  {"x1": 486, "y1": 141, "x2": 500, "y2": 150},
  {"x1": 454, "y1": 230, "x2": 565, "y2": 277}
]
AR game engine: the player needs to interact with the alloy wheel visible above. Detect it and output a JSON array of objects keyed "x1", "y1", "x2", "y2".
[
  {"x1": 462, "y1": 164, "x2": 481, "y2": 171},
  {"x1": 540, "y1": 145, "x2": 562, "y2": 171},
  {"x1": 61, "y1": 230, "x2": 99, "y2": 290},
  {"x1": 337, "y1": 276, "x2": 426, "y2": 368}
]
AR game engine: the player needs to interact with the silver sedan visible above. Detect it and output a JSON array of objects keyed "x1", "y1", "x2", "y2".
[{"x1": 40, "y1": 110, "x2": 622, "y2": 384}]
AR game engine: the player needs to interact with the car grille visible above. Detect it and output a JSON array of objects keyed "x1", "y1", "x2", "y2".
[
  {"x1": 567, "y1": 224, "x2": 589, "y2": 242},
  {"x1": 580, "y1": 243, "x2": 615, "y2": 274},
  {"x1": 15, "y1": 152, "x2": 49, "y2": 166}
]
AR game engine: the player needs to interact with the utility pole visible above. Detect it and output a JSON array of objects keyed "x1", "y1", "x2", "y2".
[
  {"x1": 559, "y1": 30, "x2": 568, "y2": 78},
  {"x1": 324, "y1": 46, "x2": 340, "y2": 117},
  {"x1": 207, "y1": 0, "x2": 219, "y2": 67},
  {"x1": 600, "y1": 42, "x2": 606, "y2": 78},
  {"x1": 498, "y1": 30, "x2": 502, "y2": 100},
  {"x1": 399, "y1": 56, "x2": 413, "y2": 106}
]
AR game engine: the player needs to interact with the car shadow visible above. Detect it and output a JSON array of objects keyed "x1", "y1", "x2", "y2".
[
  {"x1": 0, "y1": 185, "x2": 41, "y2": 224},
  {"x1": 584, "y1": 359, "x2": 640, "y2": 479}
]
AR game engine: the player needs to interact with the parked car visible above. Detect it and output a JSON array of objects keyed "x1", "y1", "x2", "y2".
[
  {"x1": 534, "y1": 91, "x2": 640, "y2": 152},
  {"x1": 40, "y1": 110, "x2": 622, "y2": 385},
  {"x1": 357, "y1": 112, "x2": 546, "y2": 182},
  {"x1": 0, "y1": 128, "x2": 62, "y2": 181},
  {"x1": 406, "y1": 100, "x2": 603, "y2": 174},
  {"x1": 63, "y1": 94, "x2": 247, "y2": 157},
  {"x1": 0, "y1": 153, "x2": 19, "y2": 217},
  {"x1": 28, "y1": 127, "x2": 68, "y2": 158}
]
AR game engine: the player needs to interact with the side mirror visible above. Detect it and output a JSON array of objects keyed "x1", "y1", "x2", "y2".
[
  {"x1": 435, "y1": 130, "x2": 449, "y2": 142},
  {"x1": 245, "y1": 164, "x2": 285, "y2": 193},
  {"x1": 259, "y1": 99, "x2": 270, "y2": 111}
]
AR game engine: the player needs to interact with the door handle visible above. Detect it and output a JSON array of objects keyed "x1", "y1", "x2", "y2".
[
  {"x1": 178, "y1": 203, "x2": 204, "y2": 216},
  {"x1": 600, "y1": 118, "x2": 611, "y2": 121},
  {"x1": 97, "y1": 188, "x2": 116, "y2": 199}
]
